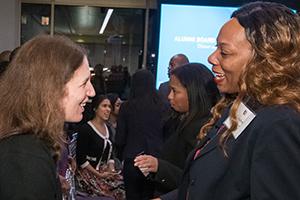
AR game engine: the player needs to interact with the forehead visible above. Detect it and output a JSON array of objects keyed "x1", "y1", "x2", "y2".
[
  {"x1": 170, "y1": 75, "x2": 183, "y2": 87},
  {"x1": 217, "y1": 18, "x2": 251, "y2": 50},
  {"x1": 100, "y1": 99, "x2": 111, "y2": 105},
  {"x1": 71, "y1": 56, "x2": 90, "y2": 80}
]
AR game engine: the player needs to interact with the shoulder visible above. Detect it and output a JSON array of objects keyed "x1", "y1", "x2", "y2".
[
  {"x1": 77, "y1": 122, "x2": 94, "y2": 133},
  {"x1": 245, "y1": 105, "x2": 300, "y2": 147},
  {"x1": 159, "y1": 81, "x2": 169, "y2": 90},
  {"x1": 254, "y1": 105, "x2": 300, "y2": 127},
  {"x1": 0, "y1": 134, "x2": 51, "y2": 158},
  {"x1": 0, "y1": 133, "x2": 56, "y2": 173}
]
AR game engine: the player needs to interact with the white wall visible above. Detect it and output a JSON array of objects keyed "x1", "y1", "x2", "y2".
[{"x1": 0, "y1": 0, "x2": 20, "y2": 52}]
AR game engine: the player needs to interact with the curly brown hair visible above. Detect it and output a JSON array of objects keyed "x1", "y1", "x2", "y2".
[
  {"x1": 199, "y1": 2, "x2": 300, "y2": 151},
  {"x1": 0, "y1": 35, "x2": 87, "y2": 160}
]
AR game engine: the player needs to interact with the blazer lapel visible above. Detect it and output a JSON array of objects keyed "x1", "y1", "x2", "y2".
[
  {"x1": 194, "y1": 134, "x2": 219, "y2": 159},
  {"x1": 182, "y1": 137, "x2": 209, "y2": 176}
]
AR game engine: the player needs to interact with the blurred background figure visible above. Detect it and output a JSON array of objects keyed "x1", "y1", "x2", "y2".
[
  {"x1": 107, "y1": 93, "x2": 122, "y2": 143},
  {"x1": 0, "y1": 50, "x2": 11, "y2": 63},
  {"x1": 92, "y1": 63, "x2": 107, "y2": 95},
  {"x1": 115, "y1": 69, "x2": 166, "y2": 200},
  {"x1": 0, "y1": 50, "x2": 11, "y2": 76}
]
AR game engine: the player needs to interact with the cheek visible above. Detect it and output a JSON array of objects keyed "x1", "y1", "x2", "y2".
[{"x1": 173, "y1": 95, "x2": 188, "y2": 111}]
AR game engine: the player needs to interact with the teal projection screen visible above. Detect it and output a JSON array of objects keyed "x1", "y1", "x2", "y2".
[{"x1": 156, "y1": 4, "x2": 237, "y2": 88}]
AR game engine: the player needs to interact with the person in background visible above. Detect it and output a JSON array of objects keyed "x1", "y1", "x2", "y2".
[
  {"x1": 92, "y1": 63, "x2": 106, "y2": 95},
  {"x1": 0, "y1": 50, "x2": 11, "y2": 63},
  {"x1": 76, "y1": 94, "x2": 125, "y2": 200},
  {"x1": 106, "y1": 93, "x2": 123, "y2": 172},
  {"x1": 158, "y1": 2, "x2": 300, "y2": 200},
  {"x1": 0, "y1": 35, "x2": 95, "y2": 199},
  {"x1": 116, "y1": 69, "x2": 166, "y2": 200},
  {"x1": 158, "y1": 54, "x2": 189, "y2": 106},
  {"x1": 0, "y1": 50, "x2": 11, "y2": 76},
  {"x1": 134, "y1": 63, "x2": 220, "y2": 197},
  {"x1": 107, "y1": 93, "x2": 122, "y2": 142}
]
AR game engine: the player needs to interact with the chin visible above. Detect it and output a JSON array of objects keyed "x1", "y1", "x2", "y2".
[{"x1": 65, "y1": 115, "x2": 83, "y2": 123}]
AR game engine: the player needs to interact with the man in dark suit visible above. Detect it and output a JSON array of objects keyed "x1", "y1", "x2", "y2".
[{"x1": 158, "y1": 54, "x2": 189, "y2": 105}]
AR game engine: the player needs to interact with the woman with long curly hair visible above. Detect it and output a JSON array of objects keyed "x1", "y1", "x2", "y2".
[
  {"x1": 156, "y1": 2, "x2": 300, "y2": 200},
  {"x1": 0, "y1": 35, "x2": 95, "y2": 199}
]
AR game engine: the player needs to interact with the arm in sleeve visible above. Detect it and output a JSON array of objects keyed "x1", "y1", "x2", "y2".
[
  {"x1": 160, "y1": 189, "x2": 178, "y2": 200},
  {"x1": 76, "y1": 126, "x2": 90, "y2": 168},
  {"x1": 153, "y1": 158, "x2": 183, "y2": 191}
]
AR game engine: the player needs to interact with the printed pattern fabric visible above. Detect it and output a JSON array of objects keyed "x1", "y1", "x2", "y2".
[{"x1": 76, "y1": 164, "x2": 125, "y2": 200}]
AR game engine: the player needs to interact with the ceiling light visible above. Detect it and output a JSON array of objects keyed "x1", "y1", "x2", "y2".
[{"x1": 99, "y1": 9, "x2": 113, "y2": 34}]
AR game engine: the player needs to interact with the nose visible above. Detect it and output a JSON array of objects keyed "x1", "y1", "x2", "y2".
[
  {"x1": 168, "y1": 89, "x2": 173, "y2": 101},
  {"x1": 87, "y1": 81, "x2": 96, "y2": 97},
  {"x1": 208, "y1": 49, "x2": 218, "y2": 67}
]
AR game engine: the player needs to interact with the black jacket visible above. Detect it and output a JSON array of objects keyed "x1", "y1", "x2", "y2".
[
  {"x1": 154, "y1": 113, "x2": 210, "y2": 194},
  {"x1": 178, "y1": 105, "x2": 300, "y2": 200},
  {"x1": 116, "y1": 101, "x2": 165, "y2": 160},
  {"x1": 0, "y1": 134, "x2": 62, "y2": 200}
]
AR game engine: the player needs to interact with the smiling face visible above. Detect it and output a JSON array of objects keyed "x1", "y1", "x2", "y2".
[
  {"x1": 208, "y1": 18, "x2": 253, "y2": 94},
  {"x1": 168, "y1": 75, "x2": 189, "y2": 113},
  {"x1": 62, "y1": 56, "x2": 95, "y2": 122},
  {"x1": 95, "y1": 99, "x2": 111, "y2": 121}
]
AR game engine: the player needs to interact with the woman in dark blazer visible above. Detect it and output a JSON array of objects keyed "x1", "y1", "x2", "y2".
[
  {"x1": 134, "y1": 63, "x2": 220, "y2": 196},
  {"x1": 115, "y1": 69, "x2": 166, "y2": 200},
  {"x1": 160, "y1": 2, "x2": 300, "y2": 200}
]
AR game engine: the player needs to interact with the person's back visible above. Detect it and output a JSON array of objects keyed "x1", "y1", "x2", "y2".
[
  {"x1": 116, "y1": 69, "x2": 166, "y2": 200},
  {"x1": 117, "y1": 99, "x2": 164, "y2": 159}
]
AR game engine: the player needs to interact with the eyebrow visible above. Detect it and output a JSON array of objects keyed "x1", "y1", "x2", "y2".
[
  {"x1": 80, "y1": 76, "x2": 90, "y2": 86},
  {"x1": 217, "y1": 42, "x2": 231, "y2": 48}
]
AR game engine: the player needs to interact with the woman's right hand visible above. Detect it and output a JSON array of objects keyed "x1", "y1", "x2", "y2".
[{"x1": 134, "y1": 155, "x2": 159, "y2": 173}]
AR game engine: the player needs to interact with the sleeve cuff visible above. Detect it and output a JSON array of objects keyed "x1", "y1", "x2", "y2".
[{"x1": 80, "y1": 161, "x2": 90, "y2": 169}]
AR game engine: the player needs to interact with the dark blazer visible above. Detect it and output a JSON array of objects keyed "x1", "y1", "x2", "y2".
[
  {"x1": 153, "y1": 113, "x2": 210, "y2": 194},
  {"x1": 158, "y1": 81, "x2": 170, "y2": 106},
  {"x1": 115, "y1": 101, "x2": 165, "y2": 159},
  {"x1": 0, "y1": 134, "x2": 62, "y2": 200},
  {"x1": 177, "y1": 105, "x2": 300, "y2": 200}
]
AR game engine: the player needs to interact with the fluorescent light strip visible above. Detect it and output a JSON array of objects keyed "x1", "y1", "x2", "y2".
[{"x1": 99, "y1": 9, "x2": 114, "y2": 34}]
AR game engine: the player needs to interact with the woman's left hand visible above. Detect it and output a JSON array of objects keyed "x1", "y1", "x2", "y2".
[{"x1": 134, "y1": 155, "x2": 158, "y2": 173}]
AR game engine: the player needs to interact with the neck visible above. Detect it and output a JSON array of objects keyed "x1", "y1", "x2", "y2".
[
  {"x1": 91, "y1": 117, "x2": 105, "y2": 128},
  {"x1": 91, "y1": 117, "x2": 107, "y2": 136}
]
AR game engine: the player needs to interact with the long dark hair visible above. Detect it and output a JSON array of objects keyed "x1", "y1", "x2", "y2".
[
  {"x1": 170, "y1": 63, "x2": 220, "y2": 132},
  {"x1": 107, "y1": 93, "x2": 119, "y2": 112},
  {"x1": 90, "y1": 95, "x2": 110, "y2": 119},
  {"x1": 128, "y1": 69, "x2": 162, "y2": 109}
]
